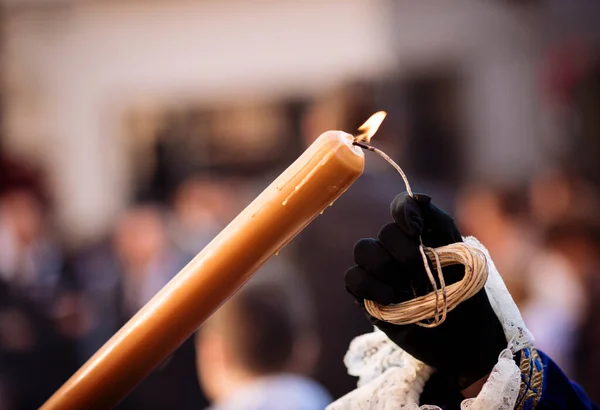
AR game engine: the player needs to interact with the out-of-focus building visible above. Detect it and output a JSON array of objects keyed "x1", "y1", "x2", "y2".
[{"x1": 1, "y1": 0, "x2": 598, "y2": 245}]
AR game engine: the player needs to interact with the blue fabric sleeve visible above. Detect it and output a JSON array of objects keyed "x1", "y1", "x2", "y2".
[{"x1": 536, "y1": 350, "x2": 599, "y2": 409}]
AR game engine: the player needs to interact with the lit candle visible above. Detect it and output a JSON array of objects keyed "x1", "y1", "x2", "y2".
[{"x1": 42, "y1": 113, "x2": 386, "y2": 410}]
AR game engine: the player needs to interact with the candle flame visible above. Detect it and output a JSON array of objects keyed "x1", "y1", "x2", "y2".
[{"x1": 354, "y1": 111, "x2": 387, "y2": 143}]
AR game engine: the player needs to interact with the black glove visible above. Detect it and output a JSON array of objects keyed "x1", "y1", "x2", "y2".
[{"x1": 345, "y1": 192, "x2": 507, "y2": 391}]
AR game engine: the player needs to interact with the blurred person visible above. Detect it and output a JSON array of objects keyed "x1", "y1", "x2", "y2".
[
  {"x1": 455, "y1": 184, "x2": 536, "y2": 306},
  {"x1": 0, "y1": 275, "x2": 74, "y2": 409},
  {"x1": 0, "y1": 159, "x2": 92, "y2": 354},
  {"x1": 195, "y1": 258, "x2": 331, "y2": 410},
  {"x1": 0, "y1": 158, "x2": 84, "y2": 340},
  {"x1": 537, "y1": 219, "x2": 600, "y2": 402},
  {"x1": 73, "y1": 203, "x2": 206, "y2": 409},
  {"x1": 520, "y1": 171, "x2": 600, "y2": 378},
  {"x1": 169, "y1": 176, "x2": 234, "y2": 256},
  {"x1": 113, "y1": 204, "x2": 180, "y2": 316},
  {"x1": 74, "y1": 203, "x2": 182, "y2": 334},
  {"x1": 529, "y1": 168, "x2": 599, "y2": 228},
  {"x1": 519, "y1": 221, "x2": 590, "y2": 378},
  {"x1": 0, "y1": 315, "x2": 77, "y2": 406},
  {"x1": 0, "y1": 159, "x2": 78, "y2": 409},
  {"x1": 0, "y1": 183, "x2": 64, "y2": 315}
]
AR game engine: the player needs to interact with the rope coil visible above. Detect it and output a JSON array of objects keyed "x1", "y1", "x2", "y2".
[
  {"x1": 353, "y1": 140, "x2": 489, "y2": 328},
  {"x1": 364, "y1": 243, "x2": 489, "y2": 327}
]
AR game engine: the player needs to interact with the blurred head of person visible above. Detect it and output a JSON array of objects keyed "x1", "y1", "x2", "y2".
[
  {"x1": 455, "y1": 185, "x2": 504, "y2": 239},
  {"x1": 113, "y1": 203, "x2": 184, "y2": 316},
  {"x1": 114, "y1": 203, "x2": 169, "y2": 272},
  {"x1": 0, "y1": 160, "x2": 61, "y2": 294},
  {"x1": 455, "y1": 184, "x2": 533, "y2": 305},
  {"x1": 0, "y1": 157, "x2": 50, "y2": 249},
  {"x1": 529, "y1": 168, "x2": 599, "y2": 227},
  {"x1": 455, "y1": 184, "x2": 528, "y2": 242},
  {"x1": 544, "y1": 217, "x2": 600, "y2": 280},
  {"x1": 170, "y1": 176, "x2": 234, "y2": 254},
  {"x1": 195, "y1": 259, "x2": 329, "y2": 410},
  {"x1": 0, "y1": 188, "x2": 45, "y2": 247}
]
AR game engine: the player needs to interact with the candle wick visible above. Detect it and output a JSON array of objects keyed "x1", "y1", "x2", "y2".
[{"x1": 352, "y1": 140, "x2": 414, "y2": 198}]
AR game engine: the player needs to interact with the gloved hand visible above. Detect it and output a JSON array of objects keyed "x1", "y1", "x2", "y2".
[{"x1": 345, "y1": 192, "x2": 507, "y2": 391}]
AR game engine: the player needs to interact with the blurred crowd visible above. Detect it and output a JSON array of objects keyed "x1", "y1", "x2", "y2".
[
  {"x1": 455, "y1": 171, "x2": 600, "y2": 398},
  {"x1": 1, "y1": 78, "x2": 600, "y2": 409},
  {"x1": 0, "y1": 156, "x2": 235, "y2": 409}
]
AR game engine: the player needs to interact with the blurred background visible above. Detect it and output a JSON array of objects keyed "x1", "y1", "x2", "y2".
[{"x1": 0, "y1": 0, "x2": 600, "y2": 409}]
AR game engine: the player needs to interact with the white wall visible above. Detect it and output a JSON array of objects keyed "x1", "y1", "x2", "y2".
[
  {"x1": 384, "y1": 1, "x2": 546, "y2": 184},
  {"x1": 3, "y1": 0, "x2": 395, "y2": 242},
  {"x1": 383, "y1": 1, "x2": 600, "y2": 185}
]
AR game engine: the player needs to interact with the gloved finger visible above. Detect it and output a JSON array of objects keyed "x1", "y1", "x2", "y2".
[
  {"x1": 353, "y1": 238, "x2": 394, "y2": 272},
  {"x1": 391, "y1": 192, "x2": 462, "y2": 247},
  {"x1": 420, "y1": 200, "x2": 463, "y2": 246},
  {"x1": 390, "y1": 192, "x2": 427, "y2": 238},
  {"x1": 377, "y1": 222, "x2": 420, "y2": 263},
  {"x1": 344, "y1": 266, "x2": 395, "y2": 305},
  {"x1": 354, "y1": 238, "x2": 418, "y2": 296}
]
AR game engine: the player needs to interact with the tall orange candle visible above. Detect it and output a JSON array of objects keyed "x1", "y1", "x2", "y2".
[{"x1": 42, "y1": 113, "x2": 385, "y2": 410}]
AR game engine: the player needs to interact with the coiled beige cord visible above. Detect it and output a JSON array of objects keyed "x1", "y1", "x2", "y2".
[{"x1": 353, "y1": 141, "x2": 489, "y2": 328}]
